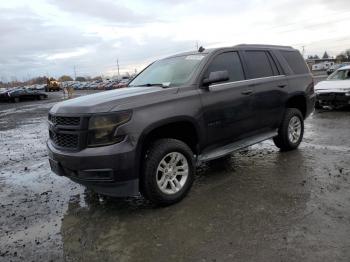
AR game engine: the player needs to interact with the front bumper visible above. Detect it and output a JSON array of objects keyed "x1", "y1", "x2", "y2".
[
  {"x1": 316, "y1": 92, "x2": 350, "y2": 107},
  {"x1": 47, "y1": 138, "x2": 139, "y2": 197}
]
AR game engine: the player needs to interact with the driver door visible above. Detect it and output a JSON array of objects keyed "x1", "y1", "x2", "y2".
[{"x1": 199, "y1": 51, "x2": 255, "y2": 147}]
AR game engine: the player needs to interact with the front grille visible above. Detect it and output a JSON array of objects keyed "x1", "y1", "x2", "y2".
[
  {"x1": 48, "y1": 113, "x2": 85, "y2": 150},
  {"x1": 49, "y1": 114, "x2": 80, "y2": 126},
  {"x1": 50, "y1": 131, "x2": 79, "y2": 149}
]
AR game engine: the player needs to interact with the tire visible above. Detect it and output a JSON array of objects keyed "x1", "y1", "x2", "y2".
[
  {"x1": 273, "y1": 108, "x2": 304, "y2": 151},
  {"x1": 141, "y1": 138, "x2": 195, "y2": 206},
  {"x1": 13, "y1": 97, "x2": 20, "y2": 103}
]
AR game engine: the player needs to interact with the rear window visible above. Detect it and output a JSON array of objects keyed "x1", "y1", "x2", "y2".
[
  {"x1": 245, "y1": 51, "x2": 275, "y2": 79},
  {"x1": 280, "y1": 51, "x2": 309, "y2": 74}
]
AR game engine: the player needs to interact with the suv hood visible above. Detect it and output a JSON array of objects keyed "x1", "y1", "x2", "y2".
[
  {"x1": 50, "y1": 86, "x2": 164, "y2": 114},
  {"x1": 315, "y1": 80, "x2": 350, "y2": 93}
]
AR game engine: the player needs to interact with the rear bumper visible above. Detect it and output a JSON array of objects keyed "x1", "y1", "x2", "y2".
[{"x1": 47, "y1": 138, "x2": 139, "y2": 197}]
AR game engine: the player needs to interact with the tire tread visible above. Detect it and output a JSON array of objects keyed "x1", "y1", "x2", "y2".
[{"x1": 273, "y1": 108, "x2": 304, "y2": 151}]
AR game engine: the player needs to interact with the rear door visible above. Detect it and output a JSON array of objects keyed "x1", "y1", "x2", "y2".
[
  {"x1": 242, "y1": 50, "x2": 288, "y2": 130},
  {"x1": 200, "y1": 51, "x2": 255, "y2": 147}
]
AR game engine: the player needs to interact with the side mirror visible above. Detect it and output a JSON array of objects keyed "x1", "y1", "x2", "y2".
[{"x1": 202, "y1": 70, "x2": 229, "y2": 86}]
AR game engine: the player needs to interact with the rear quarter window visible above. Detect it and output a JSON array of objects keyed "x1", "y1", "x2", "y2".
[{"x1": 280, "y1": 51, "x2": 309, "y2": 74}]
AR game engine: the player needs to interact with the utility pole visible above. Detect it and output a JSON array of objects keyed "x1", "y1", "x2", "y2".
[
  {"x1": 301, "y1": 46, "x2": 305, "y2": 58},
  {"x1": 73, "y1": 65, "x2": 77, "y2": 80},
  {"x1": 117, "y1": 59, "x2": 120, "y2": 80}
]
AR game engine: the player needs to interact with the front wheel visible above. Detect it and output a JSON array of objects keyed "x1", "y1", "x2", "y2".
[
  {"x1": 273, "y1": 108, "x2": 304, "y2": 151},
  {"x1": 141, "y1": 138, "x2": 195, "y2": 206}
]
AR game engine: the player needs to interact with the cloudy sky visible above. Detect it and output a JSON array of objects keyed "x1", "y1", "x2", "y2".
[{"x1": 1, "y1": 0, "x2": 349, "y2": 81}]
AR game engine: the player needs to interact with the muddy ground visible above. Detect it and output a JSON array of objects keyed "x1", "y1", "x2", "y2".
[{"x1": 0, "y1": 89, "x2": 350, "y2": 262}]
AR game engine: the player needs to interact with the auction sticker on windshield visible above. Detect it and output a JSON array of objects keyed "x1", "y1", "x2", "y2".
[{"x1": 185, "y1": 55, "x2": 205, "y2": 60}]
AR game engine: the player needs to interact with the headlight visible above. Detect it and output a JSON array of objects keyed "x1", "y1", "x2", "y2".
[{"x1": 87, "y1": 111, "x2": 132, "y2": 147}]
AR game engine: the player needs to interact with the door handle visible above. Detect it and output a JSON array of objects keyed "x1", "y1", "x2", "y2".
[
  {"x1": 278, "y1": 84, "x2": 287, "y2": 88},
  {"x1": 241, "y1": 90, "x2": 253, "y2": 95}
]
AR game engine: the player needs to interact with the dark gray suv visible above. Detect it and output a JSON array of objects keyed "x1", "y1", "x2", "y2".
[{"x1": 47, "y1": 44, "x2": 315, "y2": 205}]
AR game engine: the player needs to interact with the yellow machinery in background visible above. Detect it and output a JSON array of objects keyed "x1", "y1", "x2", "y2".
[{"x1": 45, "y1": 78, "x2": 60, "y2": 92}]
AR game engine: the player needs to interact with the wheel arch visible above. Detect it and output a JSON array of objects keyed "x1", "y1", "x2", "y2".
[
  {"x1": 286, "y1": 93, "x2": 307, "y2": 118},
  {"x1": 136, "y1": 116, "x2": 202, "y2": 159}
]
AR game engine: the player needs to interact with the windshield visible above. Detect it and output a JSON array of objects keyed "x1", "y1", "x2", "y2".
[
  {"x1": 129, "y1": 54, "x2": 206, "y2": 87},
  {"x1": 328, "y1": 69, "x2": 350, "y2": 80}
]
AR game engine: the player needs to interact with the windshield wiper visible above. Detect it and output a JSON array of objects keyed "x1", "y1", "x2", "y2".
[
  {"x1": 139, "y1": 83, "x2": 165, "y2": 87},
  {"x1": 131, "y1": 83, "x2": 171, "y2": 88}
]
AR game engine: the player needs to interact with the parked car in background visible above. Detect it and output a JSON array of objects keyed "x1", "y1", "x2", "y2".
[
  {"x1": 115, "y1": 78, "x2": 130, "y2": 88},
  {"x1": 326, "y1": 63, "x2": 350, "y2": 75},
  {"x1": 0, "y1": 88, "x2": 48, "y2": 103},
  {"x1": 315, "y1": 65, "x2": 350, "y2": 108},
  {"x1": 48, "y1": 44, "x2": 315, "y2": 206},
  {"x1": 25, "y1": 84, "x2": 46, "y2": 91}
]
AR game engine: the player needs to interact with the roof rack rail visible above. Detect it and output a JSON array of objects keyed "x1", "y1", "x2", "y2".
[{"x1": 234, "y1": 44, "x2": 293, "y2": 49}]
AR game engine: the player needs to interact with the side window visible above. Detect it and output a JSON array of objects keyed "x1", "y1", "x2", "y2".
[
  {"x1": 280, "y1": 51, "x2": 309, "y2": 74},
  {"x1": 245, "y1": 51, "x2": 274, "y2": 79},
  {"x1": 205, "y1": 52, "x2": 244, "y2": 83},
  {"x1": 266, "y1": 52, "x2": 280, "y2": 75}
]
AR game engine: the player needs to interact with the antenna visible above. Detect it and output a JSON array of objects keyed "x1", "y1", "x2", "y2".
[
  {"x1": 198, "y1": 46, "x2": 205, "y2": 53},
  {"x1": 302, "y1": 46, "x2": 305, "y2": 58}
]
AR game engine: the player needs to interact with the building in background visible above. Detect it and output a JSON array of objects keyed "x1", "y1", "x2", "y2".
[{"x1": 306, "y1": 58, "x2": 336, "y2": 71}]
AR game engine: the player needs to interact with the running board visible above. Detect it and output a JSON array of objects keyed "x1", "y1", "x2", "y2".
[{"x1": 198, "y1": 130, "x2": 278, "y2": 162}]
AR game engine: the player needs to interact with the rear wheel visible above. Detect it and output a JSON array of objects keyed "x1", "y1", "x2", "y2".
[
  {"x1": 273, "y1": 108, "x2": 304, "y2": 151},
  {"x1": 141, "y1": 138, "x2": 195, "y2": 206},
  {"x1": 13, "y1": 97, "x2": 20, "y2": 103}
]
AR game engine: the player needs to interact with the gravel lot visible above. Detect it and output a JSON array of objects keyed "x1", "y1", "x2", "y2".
[{"x1": 1, "y1": 88, "x2": 350, "y2": 262}]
